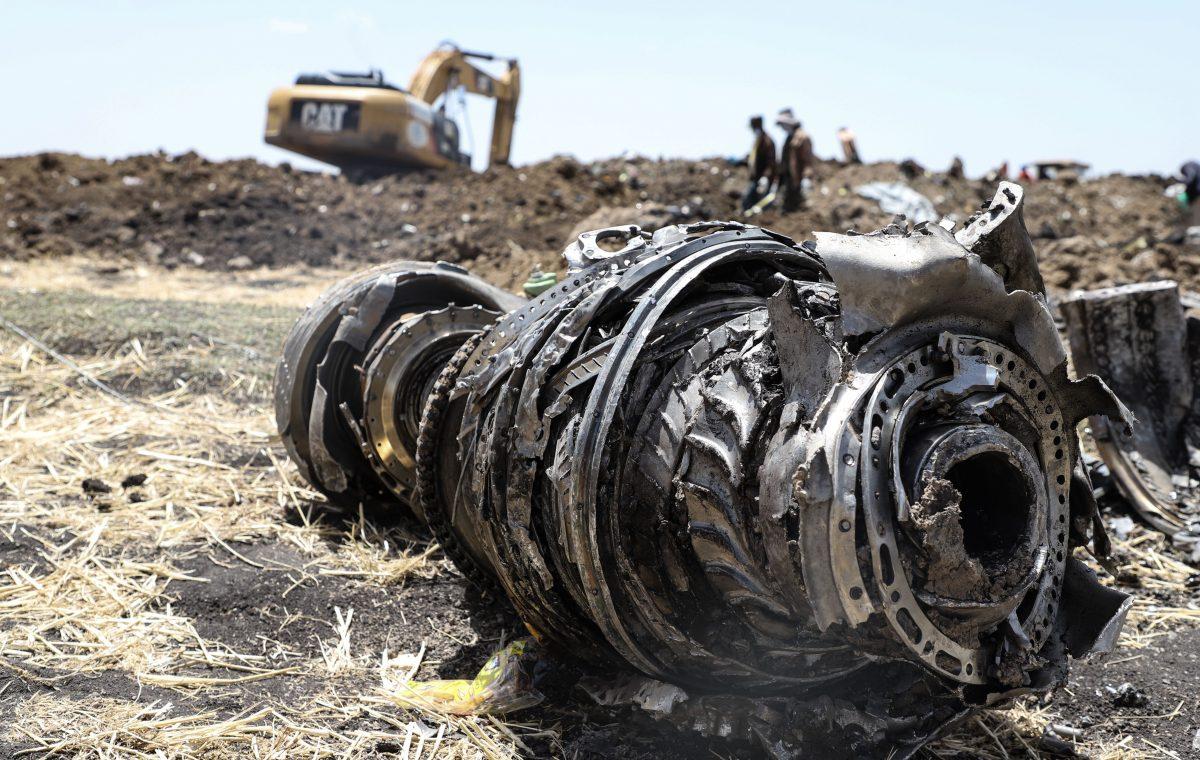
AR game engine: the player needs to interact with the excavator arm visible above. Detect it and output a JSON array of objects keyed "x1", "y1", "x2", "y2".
[{"x1": 408, "y1": 46, "x2": 520, "y2": 166}]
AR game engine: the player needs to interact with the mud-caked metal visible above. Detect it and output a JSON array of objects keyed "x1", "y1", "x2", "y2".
[
  {"x1": 275, "y1": 184, "x2": 1132, "y2": 758},
  {"x1": 1062, "y1": 281, "x2": 1200, "y2": 536}
]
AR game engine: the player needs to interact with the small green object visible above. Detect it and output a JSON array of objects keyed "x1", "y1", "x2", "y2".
[
  {"x1": 1179, "y1": 192, "x2": 1191, "y2": 211},
  {"x1": 523, "y1": 270, "x2": 558, "y2": 298}
]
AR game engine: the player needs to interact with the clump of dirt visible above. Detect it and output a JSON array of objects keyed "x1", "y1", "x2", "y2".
[
  {"x1": 909, "y1": 477, "x2": 993, "y2": 601},
  {"x1": 1, "y1": 151, "x2": 1191, "y2": 293},
  {"x1": 991, "y1": 644, "x2": 1047, "y2": 689}
]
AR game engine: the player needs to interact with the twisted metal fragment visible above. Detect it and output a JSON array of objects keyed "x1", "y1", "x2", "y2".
[
  {"x1": 273, "y1": 260, "x2": 521, "y2": 511},
  {"x1": 1062, "y1": 281, "x2": 1200, "y2": 535}
]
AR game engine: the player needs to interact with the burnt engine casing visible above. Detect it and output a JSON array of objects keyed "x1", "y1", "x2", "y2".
[
  {"x1": 275, "y1": 184, "x2": 1131, "y2": 757},
  {"x1": 1062, "y1": 281, "x2": 1200, "y2": 535}
]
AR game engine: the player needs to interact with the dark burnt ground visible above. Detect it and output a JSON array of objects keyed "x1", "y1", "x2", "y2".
[
  {"x1": 1054, "y1": 626, "x2": 1200, "y2": 757},
  {"x1": 2, "y1": 513, "x2": 1193, "y2": 759},
  {"x1": 0, "y1": 518, "x2": 723, "y2": 760},
  {"x1": 163, "y1": 539, "x2": 514, "y2": 686}
]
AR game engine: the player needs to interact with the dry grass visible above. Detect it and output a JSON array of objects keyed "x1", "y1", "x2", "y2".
[
  {"x1": 0, "y1": 276, "x2": 527, "y2": 757},
  {"x1": 0, "y1": 525, "x2": 211, "y2": 674},
  {"x1": 0, "y1": 329, "x2": 278, "y2": 530},
  {"x1": 0, "y1": 335, "x2": 438, "y2": 579},
  {"x1": 1107, "y1": 528, "x2": 1200, "y2": 649},
  {"x1": 929, "y1": 700, "x2": 1158, "y2": 759},
  {"x1": 0, "y1": 255, "x2": 352, "y2": 309},
  {"x1": 10, "y1": 691, "x2": 544, "y2": 759}
]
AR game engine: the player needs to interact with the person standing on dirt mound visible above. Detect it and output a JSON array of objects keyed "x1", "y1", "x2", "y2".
[
  {"x1": 948, "y1": 156, "x2": 965, "y2": 180},
  {"x1": 776, "y1": 108, "x2": 815, "y2": 213},
  {"x1": 1182, "y1": 161, "x2": 1200, "y2": 224},
  {"x1": 741, "y1": 115, "x2": 777, "y2": 213},
  {"x1": 837, "y1": 126, "x2": 861, "y2": 164}
]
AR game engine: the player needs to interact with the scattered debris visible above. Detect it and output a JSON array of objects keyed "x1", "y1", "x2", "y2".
[
  {"x1": 1062, "y1": 281, "x2": 1200, "y2": 535},
  {"x1": 120, "y1": 473, "x2": 148, "y2": 488},
  {"x1": 1039, "y1": 728, "x2": 1082, "y2": 756},
  {"x1": 2, "y1": 247, "x2": 1197, "y2": 758},
  {"x1": 80, "y1": 477, "x2": 111, "y2": 495},
  {"x1": 4, "y1": 149, "x2": 1198, "y2": 756},
  {"x1": 854, "y1": 181, "x2": 938, "y2": 223},
  {"x1": 3, "y1": 152, "x2": 1189, "y2": 296},
  {"x1": 1049, "y1": 723, "x2": 1085, "y2": 739},
  {"x1": 1109, "y1": 514, "x2": 1136, "y2": 540},
  {"x1": 395, "y1": 638, "x2": 545, "y2": 716},
  {"x1": 1108, "y1": 682, "x2": 1150, "y2": 708},
  {"x1": 580, "y1": 675, "x2": 689, "y2": 716}
]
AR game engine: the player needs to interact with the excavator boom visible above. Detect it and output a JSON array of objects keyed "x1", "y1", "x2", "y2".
[{"x1": 407, "y1": 48, "x2": 520, "y2": 166}]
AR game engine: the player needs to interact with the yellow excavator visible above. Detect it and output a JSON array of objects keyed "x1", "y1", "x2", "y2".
[{"x1": 264, "y1": 44, "x2": 519, "y2": 178}]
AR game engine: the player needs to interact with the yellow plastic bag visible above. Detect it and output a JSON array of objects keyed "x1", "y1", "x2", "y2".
[{"x1": 395, "y1": 637, "x2": 544, "y2": 715}]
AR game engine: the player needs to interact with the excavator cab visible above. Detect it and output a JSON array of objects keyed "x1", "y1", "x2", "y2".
[
  {"x1": 434, "y1": 111, "x2": 466, "y2": 165},
  {"x1": 408, "y1": 99, "x2": 469, "y2": 167},
  {"x1": 264, "y1": 44, "x2": 518, "y2": 179}
]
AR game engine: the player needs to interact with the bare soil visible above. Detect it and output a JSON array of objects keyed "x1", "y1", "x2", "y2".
[{"x1": 2, "y1": 151, "x2": 1194, "y2": 293}]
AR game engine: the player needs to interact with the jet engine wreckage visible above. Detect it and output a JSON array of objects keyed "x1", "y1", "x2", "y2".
[{"x1": 275, "y1": 183, "x2": 1133, "y2": 758}]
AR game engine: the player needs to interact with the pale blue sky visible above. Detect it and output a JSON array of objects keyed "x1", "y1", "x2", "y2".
[{"x1": 2, "y1": 1, "x2": 1195, "y2": 176}]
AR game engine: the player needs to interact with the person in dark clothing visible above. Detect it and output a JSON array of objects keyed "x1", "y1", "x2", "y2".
[
  {"x1": 899, "y1": 158, "x2": 925, "y2": 179},
  {"x1": 741, "y1": 116, "x2": 777, "y2": 213},
  {"x1": 1183, "y1": 162, "x2": 1200, "y2": 205},
  {"x1": 1182, "y1": 161, "x2": 1200, "y2": 227},
  {"x1": 947, "y1": 156, "x2": 964, "y2": 180},
  {"x1": 776, "y1": 108, "x2": 815, "y2": 213}
]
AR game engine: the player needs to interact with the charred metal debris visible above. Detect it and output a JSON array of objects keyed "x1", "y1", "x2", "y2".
[
  {"x1": 275, "y1": 182, "x2": 1133, "y2": 758},
  {"x1": 1063, "y1": 281, "x2": 1200, "y2": 542}
]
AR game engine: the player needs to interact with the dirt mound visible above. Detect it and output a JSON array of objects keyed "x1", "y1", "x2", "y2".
[{"x1": 0, "y1": 150, "x2": 1190, "y2": 292}]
